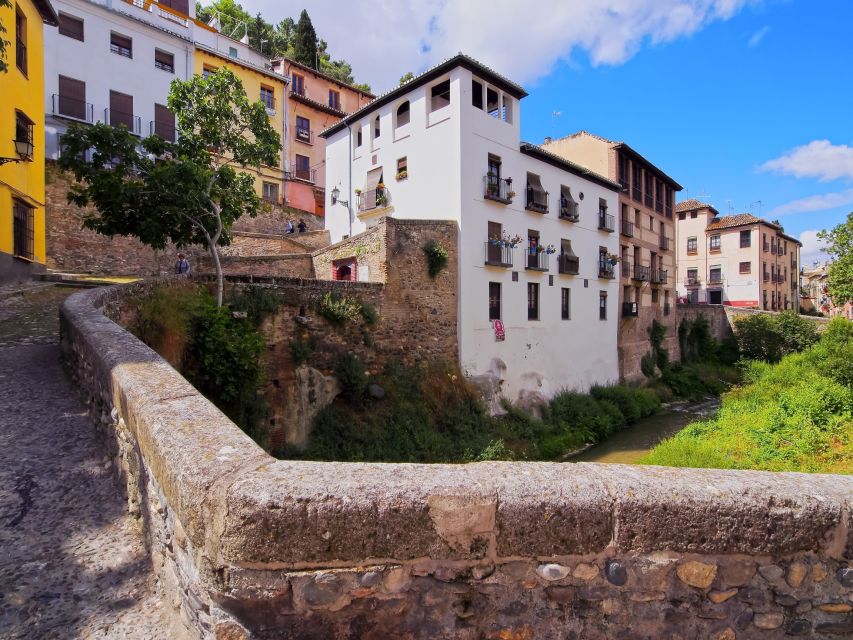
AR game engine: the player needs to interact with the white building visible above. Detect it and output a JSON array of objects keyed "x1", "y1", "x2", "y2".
[{"x1": 321, "y1": 55, "x2": 621, "y2": 402}]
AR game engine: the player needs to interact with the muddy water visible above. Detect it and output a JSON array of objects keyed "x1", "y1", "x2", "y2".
[{"x1": 570, "y1": 398, "x2": 720, "y2": 464}]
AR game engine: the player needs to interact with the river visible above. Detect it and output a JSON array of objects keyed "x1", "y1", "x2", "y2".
[{"x1": 570, "y1": 398, "x2": 720, "y2": 464}]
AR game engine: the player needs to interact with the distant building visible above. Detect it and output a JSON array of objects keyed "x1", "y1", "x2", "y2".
[
  {"x1": 800, "y1": 262, "x2": 852, "y2": 318},
  {"x1": 542, "y1": 131, "x2": 681, "y2": 381},
  {"x1": 321, "y1": 54, "x2": 621, "y2": 401},
  {"x1": 271, "y1": 58, "x2": 373, "y2": 217},
  {"x1": 0, "y1": 0, "x2": 57, "y2": 284},
  {"x1": 675, "y1": 200, "x2": 801, "y2": 310}
]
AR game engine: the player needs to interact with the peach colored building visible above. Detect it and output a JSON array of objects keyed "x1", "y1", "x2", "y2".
[
  {"x1": 675, "y1": 200, "x2": 801, "y2": 310},
  {"x1": 271, "y1": 58, "x2": 372, "y2": 217},
  {"x1": 542, "y1": 131, "x2": 681, "y2": 381}
]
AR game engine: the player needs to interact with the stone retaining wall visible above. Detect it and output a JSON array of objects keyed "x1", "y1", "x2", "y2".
[
  {"x1": 62, "y1": 283, "x2": 853, "y2": 639},
  {"x1": 677, "y1": 304, "x2": 832, "y2": 343}
]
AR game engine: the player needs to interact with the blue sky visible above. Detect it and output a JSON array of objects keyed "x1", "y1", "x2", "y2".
[{"x1": 246, "y1": 0, "x2": 852, "y2": 261}]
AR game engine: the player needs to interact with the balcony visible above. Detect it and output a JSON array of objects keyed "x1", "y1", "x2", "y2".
[
  {"x1": 110, "y1": 43, "x2": 132, "y2": 58},
  {"x1": 653, "y1": 269, "x2": 669, "y2": 285},
  {"x1": 632, "y1": 185, "x2": 642, "y2": 201},
  {"x1": 598, "y1": 212, "x2": 615, "y2": 232},
  {"x1": 659, "y1": 236, "x2": 670, "y2": 251},
  {"x1": 644, "y1": 193, "x2": 653, "y2": 209},
  {"x1": 763, "y1": 272, "x2": 770, "y2": 283},
  {"x1": 622, "y1": 262, "x2": 632, "y2": 279},
  {"x1": 149, "y1": 120, "x2": 177, "y2": 142},
  {"x1": 124, "y1": 0, "x2": 190, "y2": 28},
  {"x1": 622, "y1": 302, "x2": 638, "y2": 317},
  {"x1": 599, "y1": 261, "x2": 616, "y2": 279},
  {"x1": 286, "y1": 163, "x2": 316, "y2": 184},
  {"x1": 357, "y1": 186, "x2": 389, "y2": 211},
  {"x1": 526, "y1": 246, "x2": 550, "y2": 271},
  {"x1": 632, "y1": 264, "x2": 650, "y2": 282},
  {"x1": 295, "y1": 127, "x2": 313, "y2": 145},
  {"x1": 484, "y1": 176, "x2": 513, "y2": 204},
  {"x1": 484, "y1": 242, "x2": 513, "y2": 268},
  {"x1": 525, "y1": 189, "x2": 549, "y2": 214},
  {"x1": 708, "y1": 273, "x2": 723, "y2": 286},
  {"x1": 664, "y1": 302, "x2": 671, "y2": 316},
  {"x1": 559, "y1": 206, "x2": 579, "y2": 222},
  {"x1": 763, "y1": 242, "x2": 770, "y2": 252},
  {"x1": 777, "y1": 246, "x2": 785, "y2": 256},
  {"x1": 685, "y1": 276, "x2": 701, "y2": 287},
  {"x1": 105, "y1": 108, "x2": 141, "y2": 136},
  {"x1": 621, "y1": 219, "x2": 634, "y2": 237},
  {"x1": 558, "y1": 254, "x2": 579, "y2": 275},
  {"x1": 52, "y1": 94, "x2": 94, "y2": 124}
]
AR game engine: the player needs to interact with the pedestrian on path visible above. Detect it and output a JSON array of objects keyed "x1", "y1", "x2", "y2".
[
  {"x1": 175, "y1": 253, "x2": 191, "y2": 276},
  {"x1": 285, "y1": 218, "x2": 295, "y2": 234},
  {"x1": 297, "y1": 218, "x2": 307, "y2": 233}
]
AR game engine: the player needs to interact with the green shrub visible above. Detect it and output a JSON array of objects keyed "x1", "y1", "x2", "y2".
[
  {"x1": 640, "y1": 352, "x2": 656, "y2": 378},
  {"x1": 591, "y1": 385, "x2": 640, "y2": 423},
  {"x1": 288, "y1": 336, "x2": 315, "y2": 365},
  {"x1": 774, "y1": 310, "x2": 819, "y2": 355},
  {"x1": 423, "y1": 240, "x2": 449, "y2": 278},
  {"x1": 734, "y1": 311, "x2": 818, "y2": 363},
  {"x1": 360, "y1": 302, "x2": 379, "y2": 326},
  {"x1": 317, "y1": 292, "x2": 363, "y2": 325},
  {"x1": 227, "y1": 286, "x2": 282, "y2": 326},
  {"x1": 679, "y1": 317, "x2": 716, "y2": 363},
  {"x1": 130, "y1": 282, "x2": 208, "y2": 367},
  {"x1": 335, "y1": 353, "x2": 369, "y2": 400}
]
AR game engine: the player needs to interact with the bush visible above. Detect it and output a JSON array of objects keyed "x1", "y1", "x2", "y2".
[
  {"x1": 734, "y1": 311, "x2": 818, "y2": 363},
  {"x1": 227, "y1": 286, "x2": 282, "y2": 325},
  {"x1": 288, "y1": 336, "x2": 315, "y2": 365},
  {"x1": 774, "y1": 310, "x2": 819, "y2": 355},
  {"x1": 640, "y1": 352, "x2": 656, "y2": 378},
  {"x1": 360, "y1": 302, "x2": 379, "y2": 326},
  {"x1": 317, "y1": 292, "x2": 363, "y2": 325},
  {"x1": 335, "y1": 353, "x2": 369, "y2": 400},
  {"x1": 679, "y1": 317, "x2": 717, "y2": 363},
  {"x1": 423, "y1": 240, "x2": 449, "y2": 278}
]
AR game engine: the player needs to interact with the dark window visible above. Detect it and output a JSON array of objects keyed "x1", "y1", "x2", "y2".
[
  {"x1": 154, "y1": 49, "x2": 174, "y2": 73},
  {"x1": 489, "y1": 282, "x2": 501, "y2": 320},
  {"x1": 328, "y1": 89, "x2": 340, "y2": 110},
  {"x1": 687, "y1": 237, "x2": 697, "y2": 253},
  {"x1": 740, "y1": 229, "x2": 751, "y2": 248},
  {"x1": 690, "y1": 211, "x2": 697, "y2": 219},
  {"x1": 356, "y1": 127, "x2": 362, "y2": 147},
  {"x1": 58, "y1": 75, "x2": 87, "y2": 120},
  {"x1": 14, "y1": 111, "x2": 33, "y2": 159},
  {"x1": 472, "y1": 79, "x2": 483, "y2": 109},
  {"x1": 291, "y1": 73, "x2": 304, "y2": 95},
  {"x1": 599, "y1": 292, "x2": 607, "y2": 320},
  {"x1": 12, "y1": 199, "x2": 34, "y2": 260},
  {"x1": 110, "y1": 32, "x2": 132, "y2": 58},
  {"x1": 295, "y1": 154, "x2": 310, "y2": 172},
  {"x1": 202, "y1": 65, "x2": 216, "y2": 80},
  {"x1": 158, "y1": 0, "x2": 189, "y2": 14},
  {"x1": 651, "y1": 288, "x2": 659, "y2": 303},
  {"x1": 260, "y1": 85, "x2": 275, "y2": 110},
  {"x1": 644, "y1": 171, "x2": 653, "y2": 207},
  {"x1": 109, "y1": 90, "x2": 134, "y2": 130},
  {"x1": 561, "y1": 288, "x2": 570, "y2": 320},
  {"x1": 488, "y1": 154, "x2": 501, "y2": 180},
  {"x1": 396, "y1": 101, "x2": 410, "y2": 127},
  {"x1": 709, "y1": 267, "x2": 722, "y2": 284},
  {"x1": 430, "y1": 79, "x2": 451, "y2": 111},
  {"x1": 632, "y1": 164, "x2": 641, "y2": 201},
  {"x1": 262, "y1": 181, "x2": 279, "y2": 203},
  {"x1": 710, "y1": 234, "x2": 721, "y2": 251},
  {"x1": 153, "y1": 103, "x2": 175, "y2": 141},
  {"x1": 15, "y1": 8, "x2": 26, "y2": 75},
  {"x1": 617, "y1": 154, "x2": 628, "y2": 189},
  {"x1": 296, "y1": 116, "x2": 311, "y2": 143},
  {"x1": 58, "y1": 13, "x2": 84, "y2": 41},
  {"x1": 527, "y1": 283, "x2": 539, "y2": 320},
  {"x1": 397, "y1": 156, "x2": 407, "y2": 175},
  {"x1": 678, "y1": 212, "x2": 686, "y2": 220},
  {"x1": 373, "y1": 115, "x2": 380, "y2": 139},
  {"x1": 486, "y1": 87, "x2": 499, "y2": 117},
  {"x1": 739, "y1": 261, "x2": 751, "y2": 274},
  {"x1": 228, "y1": 46, "x2": 237, "y2": 58}
]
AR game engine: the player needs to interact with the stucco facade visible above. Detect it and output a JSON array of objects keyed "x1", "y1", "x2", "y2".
[
  {"x1": 542, "y1": 132, "x2": 681, "y2": 381},
  {"x1": 0, "y1": 0, "x2": 57, "y2": 283},
  {"x1": 322, "y1": 55, "x2": 621, "y2": 402},
  {"x1": 675, "y1": 200, "x2": 801, "y2": 310},
  {"x1": 271, "y1": 58, "x2": 372, "y2": 217}
]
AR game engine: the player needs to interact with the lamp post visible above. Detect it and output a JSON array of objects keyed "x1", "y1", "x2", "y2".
[{"x1": 0, "y1": 137, "x2": 34, "y2": 166}]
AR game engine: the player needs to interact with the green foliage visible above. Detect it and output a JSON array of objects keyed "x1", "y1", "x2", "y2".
[
  {"x1": 334, "y1": 353, "x2": 368, "y2": 401},
  {"x1": 288, "y1": 336, "x2": 315, "y2": 365},
  {"x1": 399, "y1": 72, "x2": 415, "y2": 86},
  {"x1": 317, "y1": 292, "x2": 363, "y2": 325},
  {"x1": 734, "y1": 311, "x2": 818, "y2": 363},
  {"x1": 423, "y1": 240, "x2": 449, "y2": 278},
  {"x1": 292, "y1": 9, "x2": 318, "y2": 69},
  {"x1": 679, "y1": 317, "x2": 717, "y2": 363},
  {"x1": 360, "y1": 302, "x2": 379, "y2": 326},
  {"x1": 59, "y1": 68, "x2": 280, "y2": 306},
  {"x1": 227, "y1": 286, "x2": 281, "y2": 325},
  {"x1": 818, "y1": 212, "x2": 853, "y2": 306},
  {"x1": 642, "y1": 321, "x2": 853, "y2": 473}
]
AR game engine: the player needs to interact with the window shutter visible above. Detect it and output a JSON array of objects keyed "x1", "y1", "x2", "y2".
[
  {"x1": 58, "y1": 76, "x2": 86, "y2": 120},
  {"x1": 58, "y1": 14, "x2": 84, "y2": 41},
  {"x1": 109, "y1": 90, "x2": 134, "y2": 129},
  {"x1": 154, "y1": 49, "x2": 174, "y2": 69},
  {"x1": 154, "y1": 103, "x2": 175, "y2": 141}
]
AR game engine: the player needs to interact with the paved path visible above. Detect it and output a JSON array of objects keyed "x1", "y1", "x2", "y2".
[{"x1": 0, "y1": 286, "x2": 172, "y2": 639}]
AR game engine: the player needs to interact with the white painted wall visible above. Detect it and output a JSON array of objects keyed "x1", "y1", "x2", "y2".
[
  {"x1": 44, "y1": 0, "x2": 194, "y2": 158},
  {"x1": 324, "y1": 63, "x2": 620, "y2": 401}
]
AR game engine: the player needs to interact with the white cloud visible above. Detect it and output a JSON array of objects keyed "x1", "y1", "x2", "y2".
[
  {"x1": 798, "y1": 229, "x2": 830, "y2": 266},
  {"x1": 242, "y1": 0, "x2": 754, "y2": 92},
  {"x1": 748, "y1": 25, "x2": 770, "y2": 47},
  {"x1": 766, "y1": 188, "x2": 853, "y2": 217},
  {"x1": 760, "y1": 140, "x2": 853, "y2": 183}
]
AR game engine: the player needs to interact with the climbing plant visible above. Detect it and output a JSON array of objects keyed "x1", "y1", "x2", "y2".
[{"x1": 423, "y1": 240, "x2": 449, "y2": 278}]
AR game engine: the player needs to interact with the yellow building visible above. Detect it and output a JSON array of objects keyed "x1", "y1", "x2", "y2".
[
  {"x1": 0, "y1": 0, "x2": 57, "y2": 283},
  {"x1": 193, "y1": 43, "x2": 287, "y2": 204}
]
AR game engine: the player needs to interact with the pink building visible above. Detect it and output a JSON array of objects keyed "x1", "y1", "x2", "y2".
[{"x1": 271, "y1": 58, "x2": 372, "y2": 217}]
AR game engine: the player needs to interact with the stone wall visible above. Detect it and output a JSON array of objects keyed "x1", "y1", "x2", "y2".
[
  {"x1": 60, "y1": 287, "x2": 853, "y2": 639},
  {"x1": 619, "y1": 306, "x2": 680, "y2": 382},
  {"x1": 194, "y1": 254, "x2": 316, "y2": 279},
  {"x1": 223, "y1": 232, "x2": 329, "y2": 257},
  {"x1": 677, "y1": 304, "x2": 832, "y2": 344},
  {"x1": 312, "y1": 222, "x2": 386, "y2": 283}
]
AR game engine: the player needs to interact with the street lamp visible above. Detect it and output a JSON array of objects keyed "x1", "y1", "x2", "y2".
[
  {"x1": 330, "y1": 185, "x2": 348, "y2": 207},
  {"x1": 0, "y1": 137, "x2": 34, "y2": 166}
]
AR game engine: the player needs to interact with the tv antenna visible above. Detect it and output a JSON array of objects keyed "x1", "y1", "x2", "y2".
[
  {"x1": 696, "y1": 189, "x2": 711, "y2": 202},
  {"x1": 551, "y1": 111, "x2": 561, "y2": 140},
  {"x1": 207, "y1": 9, "x2": 248, "y2": 43},
  {"x1": 749, "y1": 200, "x2": 763, "y2": 217},
  {"x1": 727, "y1": 199, "x2": 733, "y2": 215}
]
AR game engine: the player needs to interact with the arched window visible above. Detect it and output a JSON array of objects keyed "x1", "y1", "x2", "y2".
[
  {"x1": 374, "y1": 115, "x2": 381, "y2": 138},
  {"x1": 336, "y1": 265, "x2": 352, "y2": 281},
  {"x1": 396, "y1": 101, "x2": 410, "y2": 127}
]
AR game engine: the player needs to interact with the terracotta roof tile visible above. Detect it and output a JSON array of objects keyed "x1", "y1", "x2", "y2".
[
  {"x1": 675, "y1": 199, "x2": 716, "y2": 213},
  {"x1": 705, "y1": 213, "x2": 767, "y2": 231}
]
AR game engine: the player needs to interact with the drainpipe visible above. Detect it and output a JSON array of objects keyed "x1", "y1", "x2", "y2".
[
  {"x1": 345, "y1": 121, "x2": 353, "y2": 238},
  {"x1": 282, "y1": 69, "x2": 288, "y2": 206}
]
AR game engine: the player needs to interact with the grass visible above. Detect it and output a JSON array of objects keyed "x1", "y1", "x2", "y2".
[{"x1": 641, "y1": 319, "x2": 853, "y2": 473}]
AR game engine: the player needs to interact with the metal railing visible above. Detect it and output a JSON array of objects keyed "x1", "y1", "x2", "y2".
[
  {"x1": 763, "y1": 272, "x2": 770, "y2": 282},
  {"x1": 621, "y1": 219, "x2": 634, "y2": 237},
  {"x1": 621, "y1": 262, "x2": 632, "y2": 279},
  {"x1": 287, "y1": 164, "x2": 317, "y2": 183},
  {"x1": 525, "y1": 189, "x2": 549, "y2": 213},
  {"x1": 665, "y1": 202, "x2": 672, "y2": 218},
  {"x1": 526, "y1": 246, "x2": 550, "y2": 271},
  {"x1": 484, "y1": 242, "x2": 513, "y2": 268},
  {"x1": 357, "y1": 186, "x2": 389, "y2": 211},
  {"x1": 599, "y1": 261, "x2": 615, "y2": 278},
  {"x1": 632, "y1": 184, "x2": 642, "y2": 201},
  {"x1": 558, "y1": 254, "x2": 579, "y2": 275},
  {"x1": 110, "y1": 43, "x2": 132, "y2": 58},
  {"x1": 685, "y1": 276, "x2": 701, "y2": 286},
  {"x1": 598, "y1": 212, "x2": 615, "y2": 231},
  {"x1": 295, "y1": 128, "x2": 313, "y2": 144},
  {"x1": 105, "y1": 108, "x2": 141, "y2": 135},
  {"x1": 622, "y1": 302, "x2": 638, "y2": 317},
  {"x1": 484, "y1": 176, "x2": 513, "y2": 203},
  {"x1": 708, "y1": 273, "x2": 723, "y2": 285},
  {"x1": 559, "y1": 205, "x2": 579, "y2": 221},
  {"x1": 659, "y1": 236, "x2": 670, "y2": 251},
  {"x1": 149, "y1": 120, "x2": 177, "y2": 142},
  {"x1": 632, "y1": 264, "x2": 651, "y2": 282},
  {"x1": 154, "y1": 59, "x2": 174, "y2": 73},
  {"x1": 52, "y1": 94, "x2": 94, "y2": 123},
  {"x1": 644, "y1": 192, "x2": 653, "y2": 208},
  {"x1": 763, "y1": 242, "x2": 770, "y2": 252},
  {"x1": 653, "y1": 269, "x2": 669, "y2": 284}
]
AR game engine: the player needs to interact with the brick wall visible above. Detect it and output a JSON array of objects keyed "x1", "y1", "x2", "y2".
[{"x1": 619, "y1": 306, "x2": 680, "y2": 381}]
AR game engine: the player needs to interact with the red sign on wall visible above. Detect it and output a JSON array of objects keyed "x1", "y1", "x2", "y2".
[{"x1": 492, "y1": 319, "x2": 505, "y2": 341}]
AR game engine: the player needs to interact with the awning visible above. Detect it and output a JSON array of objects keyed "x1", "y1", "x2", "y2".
[
  {"x1": 560, "y1": 185, "x2": 578, "y2": 215},
  {"x1": 561, "y1": 239, "x2": 577, "y2": 257},
  {"x1": 527, "y1": 173, "x2": 547, "y2": 207}
]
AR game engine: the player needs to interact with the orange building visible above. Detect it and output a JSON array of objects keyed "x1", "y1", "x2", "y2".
[{"x1": 271, "y1": 58, "x2": 372, "y2": 217}]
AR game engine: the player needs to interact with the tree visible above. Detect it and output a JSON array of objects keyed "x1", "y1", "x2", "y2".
[
  {"x1": 292, "y1": 9, "x2": 318, "y2": 69},
  {"x1": 0, "y1": 0, "x2": 11, "y2": 74},
  {"x1": 58, "y1": 68, "x2": 279, "y2": 307},
  {"x1": 399, "y1": 72, "x2": 415, "y2": 86},
  {"x1": 818, "y1": 212, "x2": 853, "y2": 305}
]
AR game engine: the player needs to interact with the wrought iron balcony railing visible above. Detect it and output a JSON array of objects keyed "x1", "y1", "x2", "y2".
[
  {"x1": 558, "y1": 254, "x2": 579, "y2": 275},
  {"x1": 484, "y1": 176, "x2": 513, "y2": 204},
  {"x1": 105, "y1": 108, "x2": 142, "y2": 135},
  {"x1": 526, "y1": 246, "x2": 550, "y2": 271},
  {"x1": 484, "y1": 242, "x2": 513, "y2": 268},
  {"x1": 598, "y1": 212, "x2": 615, "y2": 232},
  {"x1": 52, "y1": 94, "x2": 94, "y2": 123}
]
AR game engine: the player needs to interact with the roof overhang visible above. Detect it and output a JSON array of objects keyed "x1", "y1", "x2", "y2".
[
  {"x1": 520, "y1": 143, "x2": 623, "y2": 192},
  {"x1": 34, "y1": 0, "x2": 58, "y2": 25},
  {"x1": 614, "y1": 142, "x2": 682, "y2": 191}
]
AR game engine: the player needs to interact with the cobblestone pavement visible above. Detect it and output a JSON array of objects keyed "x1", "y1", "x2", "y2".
[{"x1": 0, "y1": 286, "x2": 172, "y2": 639}]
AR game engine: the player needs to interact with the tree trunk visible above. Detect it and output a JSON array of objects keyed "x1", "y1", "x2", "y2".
[{"x1": 209, "y1": 240, "x2": 224, "y2": 307}]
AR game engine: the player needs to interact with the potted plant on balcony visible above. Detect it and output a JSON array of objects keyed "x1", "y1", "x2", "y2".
[
  {"x1": 545, "y1": 244, "x2": 557, "y2": 255},
  {"x1": 395, "y1": 170, "x2": 407, "y2": 181},
  {"x1": 606, "y1": 253, "x2": 621, "y2": 266}
]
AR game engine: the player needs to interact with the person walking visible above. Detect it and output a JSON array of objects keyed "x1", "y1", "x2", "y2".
[
  {"x1": 175, "y1": 253, "x2": 190, "y2": 276},
  {"x1": 285, "y1": 218, "x2": 295, "y2": 234},
  {"x1": 297, "y1": 218, "x2": 308, "y2": 233}
]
